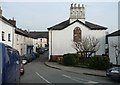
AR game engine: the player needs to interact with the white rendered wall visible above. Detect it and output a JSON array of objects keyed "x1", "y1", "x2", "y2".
[
  {"x1": 14, "y1": 33, "x2": 35, "y2": 55},
  {"x1": 119, "y1": 36, "x2": 120, "y2": 65},
  {"x1": 14, "y1": 34, "x2": 26, "y2": 55},
  {"x1": 34, "y1": 38, "x2": 47, "y2": 48},
  {"x1": 108, "y1": 36, "x2": 120, "y2": 65},
  {"x1": 0, "y1": 20, "x2": 14, "y2": 47},
  {"x1": 49, "y1": 22, "x2": 106, "y2": 59}
]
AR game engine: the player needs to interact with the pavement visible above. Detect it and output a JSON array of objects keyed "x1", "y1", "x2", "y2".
[{"x1": 44, "y1": 61, "x2": 106, "y2": 77}]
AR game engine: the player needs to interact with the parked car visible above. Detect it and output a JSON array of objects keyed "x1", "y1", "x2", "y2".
[
  {"x1": 22, "y1": 59, "x2": 27, "y2": 65},
  {"x1": 37, "y1": 48, "x2": 45, "y2": 54},
  {"x1": 0, "y1": 43, "x2": 20, "y2": 84},
  {"x1": 32, "y1": 52, "x2": 39, "y2": 58},
  {"x1": 21, "y1": 54, "x2": 33, "y2": 63},
  {"x1": 31, "y1": 52, "x2": 36, "y2": 60},
  {"x1": 20, "y1": 63, "x2": 24, "y2": 76},
  {"x1": 20, "y1": 56, "x2": 27, "y2": 65},
  {"x1": 106, "y1": 66, "x2": 120, "y2": 82},
  {"x1": 44, "y1": 47, "x2": 49, "y2": 51}
]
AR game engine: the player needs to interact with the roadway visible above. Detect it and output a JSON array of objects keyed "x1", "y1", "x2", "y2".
[{"x1": 20, "y1": 51, "x2": 119, "y2": 84}]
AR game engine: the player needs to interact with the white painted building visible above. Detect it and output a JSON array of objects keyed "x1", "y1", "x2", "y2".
[
  {"x1": 34, "y1": 38, "x2": 47, "y2": 48},
  {"x1": 48, "y1": 3, "x2": 108, "y2": 59},
  {"x1": 0, "y1": 7, "x2": 15, "y2": 47},
  {"x1": 14, "y1": 28, "x2": 34, "y2": 56},
  {"x1": 29, "y1": 32, "x2": 48, "y2": 49},
  {"x1": 107, "y1": 30, "x2": 120, "y2": 65},
  {"x1": 0, "y1": 7, "x2": 48, "y2": 56}
]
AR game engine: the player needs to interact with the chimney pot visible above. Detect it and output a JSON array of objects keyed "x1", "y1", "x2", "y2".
[{"x1": 9, "y1": 18, "x2": 16, "y2": 27}]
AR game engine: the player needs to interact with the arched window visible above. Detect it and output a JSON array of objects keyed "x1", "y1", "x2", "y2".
[{"x1": 73, "y1": 27, "x2": 81, "y2": 42}]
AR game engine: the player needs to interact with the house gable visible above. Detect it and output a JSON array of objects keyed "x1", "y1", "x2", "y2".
[{"x1": 47, "y1": 19, "x2": 107, "y2": 31}]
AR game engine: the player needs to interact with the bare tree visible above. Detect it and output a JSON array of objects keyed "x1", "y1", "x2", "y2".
[
  {"x1": 72, "y1": 36, "x2": 100, "y2": 56},
  {"x1": 111, "y1": 43, "x2": 120, "y2": 65}
]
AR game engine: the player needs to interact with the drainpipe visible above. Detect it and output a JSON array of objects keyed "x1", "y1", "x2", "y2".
[
  {"x1": 12, "y1": 27, "x2": 15, "y2": 48},
  {"x1": 50, "y1": 30, "x2": 52, "y2": 61},
  {"x1": 105, "y1": 34, "x2": 109, "y2": 56}
]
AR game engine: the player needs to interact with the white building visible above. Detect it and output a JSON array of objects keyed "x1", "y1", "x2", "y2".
[
  {"x1": 29, "y1": 31, "x2": 48, "y2": 49},
  {"x1": 107, "y1": 30, "x2": 120, "y2": 65},
  {"x1": 0, "y1": 7, "x2": 49, "y2": 56},
  {"x1": 48, "y1": 3, "x2": 108, "y2": 60},
  {"x1": 0, "y1": 7, "x2": 15, "y2": 47},
  {"x1": 14, "y1": 28, "x2": 34, "y2": 56}
]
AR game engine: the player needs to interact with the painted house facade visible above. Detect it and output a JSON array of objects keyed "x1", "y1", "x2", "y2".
[
  {"x1": 29, "y1": 31, "x2": 48, "y2": 49},
  {"x1": 14, "y1": 28, "x2": 34, "y2": 56},
  {"x1": 0, "y1": 7, "x2": 49, "y2": 56},
  {"x1": 0, "y1": 7, "x2": 15, "y2": 47},
  {"x1": 48, "y1": 4, "x2": 108, "y2": 59},
  {"x1": 106, "y1": 30, "x2": 120, "y2": 65},
  {"x1": 14, "y1": 30, "x2": 49, "y2": 56}
]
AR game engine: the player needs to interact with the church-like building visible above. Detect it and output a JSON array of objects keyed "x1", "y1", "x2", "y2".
[{"x1": 48, "y1": 3, "x2": 108, "y2": 60}]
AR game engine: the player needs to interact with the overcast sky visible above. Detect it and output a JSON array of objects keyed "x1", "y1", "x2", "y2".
[{"x1": 0, "y1": 0, "x2": 119, "y2": 33}]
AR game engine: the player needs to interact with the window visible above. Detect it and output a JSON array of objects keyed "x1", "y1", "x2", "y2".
[
  {"x1": 73, "y1": 27, "x2": 81, "y2": 42},
  {"x1": 8, "y1": 33, "x2": 11, "y2": 41},
  {"x1": 2, "y1": 31, "x2": 5, "y2": 41},
  {"x1": 40, "y1": 39, "x2": 42, "y2": 42},
  {"x1": 40, "y1": 44, "x2": 42, "y2": 47},
  {"x1": 17, "y1": 35, "x2": 18, "y2": 41}
]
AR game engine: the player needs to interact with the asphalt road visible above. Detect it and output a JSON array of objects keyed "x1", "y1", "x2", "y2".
[{"x1": 20, "y1": 51, "x2": 119, "y2": 84}]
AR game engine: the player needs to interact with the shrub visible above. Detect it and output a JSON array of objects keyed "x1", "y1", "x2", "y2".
[
  {"x1": 79, "y1": 57, "x2": 91, "y2": 67},
  {"x1": 88, "y1": 55, "x2": 110, "y2": 70},
  {"x1": 62, "y1": 53, "x2": 79, "y2": 66}
]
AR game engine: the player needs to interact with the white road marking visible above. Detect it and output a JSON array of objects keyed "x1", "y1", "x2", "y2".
[
  {"x1": 62, "y1": 74, "x2": 81, "y2": 83},
  {"x1": 35, "y1": 72, "x2": 51, "y2": 84},
  {"x1": 62, "y1": 74, "x2": 98, "y2": 84},
  {"x1": 75, "y1": 77, "x2": 98, "y2": 84}
]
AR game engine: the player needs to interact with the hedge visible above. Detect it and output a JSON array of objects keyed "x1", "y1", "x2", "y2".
[
  {"x1": 88, "y1": 55, "x2": 110, "y2": 70},
  {"x1": 62, "y1": 53, "x2": 79, "y2": 66},
  {"x1": 62, "y1": 54, "x2": 111, "y2": 70}
]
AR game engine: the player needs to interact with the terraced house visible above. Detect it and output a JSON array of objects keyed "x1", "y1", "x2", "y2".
[
  {"x1": 0, "y1": 7, "x2": 15, "y2": 47},
  {"x1": 0, "y1": 7, "x2": 48, "y2": 56}
]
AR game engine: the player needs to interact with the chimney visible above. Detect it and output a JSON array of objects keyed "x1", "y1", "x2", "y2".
[
  {"x1": 0, "y1": 6, "x2": 2, "y2": 18},
  {"x1": 70, "y1": 3, "x2": 86, "y2": 23},
  {"x1": 9, "y1": 17, "x2": 16, "y2": 27}
]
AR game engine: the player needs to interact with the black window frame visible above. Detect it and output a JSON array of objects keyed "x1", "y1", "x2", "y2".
[
  {"x1": 2, "y1": 31, "x2": 5, "y2": 41},
  {"x1": 8, "y1": 33, "x2": 11, "y2": 42}
]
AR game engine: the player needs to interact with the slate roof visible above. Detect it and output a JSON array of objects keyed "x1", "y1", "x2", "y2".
[
  {"x1": 1, "y1": 16, "x2": 16, "y2": 27},
  {"x1": 107, "y1": 30, "x2": 120, "y2": 37},
  {"x1": 1, "y1": 16, "x2": 48, "y2": 39},
  {"x1": 28, "y1": 31, "x2": 48, "y2": 39},
  {"x1": 15, "y1": 29, "x2": 49, "y2": 39},
  {"x1": 15, "y1": 28, "x2": 30, "y2": 37},
  {"x1": 47, "y1": 19, "x2": 107, "y2": 30}
]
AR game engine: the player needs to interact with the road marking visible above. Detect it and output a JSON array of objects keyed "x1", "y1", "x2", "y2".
[
  {"x1": 75, "y1": 77, "x2": 98, "y2": 84},
  {"x1": 35, "y1": 72, "x2": 51, "y2": 84},
  {"x1": 62, "y1": 74, "x2": 98, "y2": 84},
  {"x1": 62, "y1": 74, "x2": 81, "y2": 83}
]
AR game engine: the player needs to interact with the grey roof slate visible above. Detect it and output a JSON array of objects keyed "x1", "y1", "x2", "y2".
[
  {"x1": 2, "y1": 16, "x2": 16, "y2": 27},
  {"x1": 15, "y1": 28, "x2": 29, "y2": 37},
  {"x1": 107, "y1": 30, "x2": 120, "y2": 37},
  {"x1": 28, "y1": 31, "x2": 48, "y2": 39},
  {"x1": 47, "y1": 19, "x2": 107, "y2": 30}
]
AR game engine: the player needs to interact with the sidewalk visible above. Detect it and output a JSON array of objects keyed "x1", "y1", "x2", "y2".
[{"x1": 44, "y1": 61, "x2": 106, "y2": 77}]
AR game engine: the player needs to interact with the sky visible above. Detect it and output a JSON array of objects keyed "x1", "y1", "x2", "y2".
[{"x1": 0, "y1": 0, "x2": 119, "y2": 33}]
